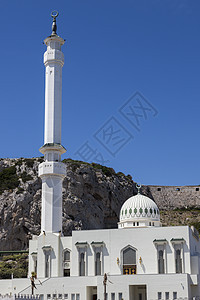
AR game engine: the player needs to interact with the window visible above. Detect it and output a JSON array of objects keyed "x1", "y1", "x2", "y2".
[
  {"x1": 158, "y1": 292, "x2": 162, "y2": 300},
  {"x1": 79, "y1": 252, "x2": 85, "y2": 276},
  {"x1": 71, "y1": 294, "x2": 75, "y2": 300},
  {"x1": 196, "y1": 188, "x2": 199, "y2": 191},
  {"x1": 34, "y1": 257, "x2": 37, "y2": 273},
  {"x1": 118, "y1": 293, "x2": 122, "y2": 300},
  {"x1": 165, "y1": 292, "x2": 169, "y2": 300},
  {"x1": 95, "y1": 252, "x2": 101, "y2": 275},
  {"x1": 31, "y1": 253, "x2": 37, "y2": 274},
  {"x1": 76, "y1": 243, "x2": 88, "y2": 276},
  {"x1": 158, "y1": 250, "x2": 165, "y2": 274},
  {"x1": 122, "y1": 246, "x2": 136, "y2": 275},
  {"x1": 175, "y1": 249, "x2": 182, "y2": 273},
  {"x1": 111, "y1": 293, "x2": 115, "y2": 300},
  {"x1": 91, "y1": 242, "x2": 104, "y2": 276},
  {"x1": 157, "y1": 188, "x2": 161, "y2": 191},
  {"x1": 58, "y1": 294, "x2": 62, "y2": 299},
  {"x1": 63, "y1": 249, "x2": 70, "y2": 277},
  {"x1": 173, "y1": 292, "x2": 177, "y2": 300},
  {"x1": 64, "y1": 294, "x2": 68, "y2": 299},
  {"x1": 54, "y1": 153, "x2": 59, "y2": 161},
  {"x1": 45, "y1": 252, "x2": 50, "y2": 277},
  {"x1": 47, "y1": 295, "x2": 51, "y2": 299},
  {"x1": 76, "y1": 294, "x2": 80, "y2": 300},
  {"x1": 64, "y1": 249, "x2": 70, "y2": 262}
]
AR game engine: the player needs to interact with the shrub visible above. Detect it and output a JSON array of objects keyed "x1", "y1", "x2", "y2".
[
  {"x1": 20, "y1": 172, "x2": 33, "y2": 183},
  {"x1": 0, "y1": 253, "x2": 28, "y2": 279},
  {"x1": 190, "y1": 222, "x2": 200, "y2": 234},
  {"x1": 91, "y1": 163, "x2": 115, "y2": 176},
  {"x1": 0, "y1": 166, "x2": 19, "y2": 194},
  {"x1": 23, "y1": 159, "x2": 34, "y2": 168},
  {"x1": 15, "y1": 159, "x2": 23, "y2": 166},
  {"x1": 16, "y1": 187, "x2": 24, "y2": 194}
]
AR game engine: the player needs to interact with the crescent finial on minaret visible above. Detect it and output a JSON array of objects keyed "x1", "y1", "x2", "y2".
[{"x1": 51, "y1": 11, "x2": 59, "y2": 35}]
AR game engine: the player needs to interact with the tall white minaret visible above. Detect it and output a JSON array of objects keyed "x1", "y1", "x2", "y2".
[{"x1": 38, "y1": 12, "x2": 66, "y2": 234}]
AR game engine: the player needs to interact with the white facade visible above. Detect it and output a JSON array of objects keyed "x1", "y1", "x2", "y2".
[
  {"x1": 0, "y1": 13, "x2": 200, "y2": 300},
  {"x1": 1, "y1": 225, "x2": 200, "y2": 300}
]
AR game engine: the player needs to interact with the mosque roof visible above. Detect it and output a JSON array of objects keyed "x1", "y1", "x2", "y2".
[{"x1": 119, "y1": 193, "x2": 160, "y2": 227}]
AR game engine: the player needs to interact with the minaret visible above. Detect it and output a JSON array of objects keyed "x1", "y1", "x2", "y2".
[{"x1": 38, "y1": 12, "x2": 66, "y2": 234}]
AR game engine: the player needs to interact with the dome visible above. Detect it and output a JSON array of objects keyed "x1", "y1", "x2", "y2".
[{"x1": 118, "y1": 193, "x2": 161, "y2": 229}]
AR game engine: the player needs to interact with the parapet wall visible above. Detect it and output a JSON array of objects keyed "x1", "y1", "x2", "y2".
[{"x1": 148, "y1": 185, "x2": 200, "y2": 210}]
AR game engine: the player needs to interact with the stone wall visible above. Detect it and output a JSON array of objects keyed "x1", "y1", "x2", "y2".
[{"x1": 148, "y1": 185, "x2": 200, "y2": 210}]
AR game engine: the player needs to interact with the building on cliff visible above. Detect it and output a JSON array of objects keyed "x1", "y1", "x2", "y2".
[{"x1": 0, "y1": 12, "x2": 200, "y2": 300}]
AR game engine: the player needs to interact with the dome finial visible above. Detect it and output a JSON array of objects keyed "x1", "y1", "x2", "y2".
[
  {"x1": 136, "y1": 183, "x2": 142, "y2": 194},
  {"x1": 51, "y1": 11, "x2": 59, "y2": 35}
]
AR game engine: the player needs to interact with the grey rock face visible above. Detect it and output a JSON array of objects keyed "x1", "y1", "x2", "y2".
[
  {"x1": 0, "y1": 158, "x2": 136, "y2": 250},
  {"x1": 0, "y1": 158, "x2": 199, "y2": 251}
]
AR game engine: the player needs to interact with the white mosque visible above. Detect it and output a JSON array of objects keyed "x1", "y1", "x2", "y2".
[{"x1": 0, "y1": 12, "x2": 200, "y2": 300}]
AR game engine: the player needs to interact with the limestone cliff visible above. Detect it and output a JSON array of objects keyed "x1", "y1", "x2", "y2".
[
  {"x1": 0, "y1": 157, "x2": 199, "y2": 251},
  {"x1": 0, "y1": 158, "x2": 136, "y2": 250}
]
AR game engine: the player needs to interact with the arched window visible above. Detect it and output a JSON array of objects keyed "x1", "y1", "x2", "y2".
[
  {"x1": 63, "y1": 249, "x2": 70, "y2": 277},
  {"x1": 122, "y1": 246, "x2": 136, "y2": 275},
  {"x1": 158, "y1": 250, "x2": 165, "y2": 274},
  {"x1": 175, "y1": 249, "x2": 182, "y2": 273},
  {"x1": 95, "y1": 252, "x2": 101, "y2": 275},
  {"x1": 45, "y1": 252, "x2": 50, "y2": 277},
  {"x1": 64, "y1": 250, "x2": 70, "y2": 262},
  {"x1": 80, "y1": 252, "x2": 85, "y2": 276}
]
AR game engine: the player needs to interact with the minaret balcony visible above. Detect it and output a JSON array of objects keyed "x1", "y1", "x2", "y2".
[
  {"x1": 38, "y1": 161, "x2": 66, "y2": 178},
  {"x1": 44, "y1": 49, "x2": 64, "y2": 66},
  {"x1": 39, "y1": 143, "x2": 66, "y2": 155}
]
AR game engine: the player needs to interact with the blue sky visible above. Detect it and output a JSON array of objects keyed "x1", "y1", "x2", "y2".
[{"x1": 1, "y1": 0, "x2": 200, "y2": 186}]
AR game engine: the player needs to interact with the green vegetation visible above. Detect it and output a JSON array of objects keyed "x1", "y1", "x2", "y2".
[
  {"x1": 117, "y1": 172, "x2": 133, "y2": 181},
  {"x1": 62, "y1": 158, "x2": 89, "y2": 166},
  {"x1": 62, "y1": 159, "x2": 116, "y2": 177},
  {"x1": 0, "y1": 166, "x2": 19, "y2": 195},
  {"x1": 173, "y1": 207, "x2": 200, "y2": 212},
  {"x1": 160, "y1": 209, "x2": 200, "y2": 235},
  {"x1": 23, "y1": 159, "x2": 34, "y2": 168},
  {"x1": 62, "y1": 158, "x2": 133, "y2": 179},
  {"x1": 0, "y1": 253, "x2": 28, "y2": 279},
  {"x1": 20, "y1": 171, "x2": 33, "y2": 183},
  {"x1": 189, "y1": 222, "x2": 200, "y2": 233},
  {"x1": 91, "y1": 163, "x2": 115, "y2": 176},
  {"x1": 16, "y1": 187, "x2": 24, "y2": 194},
  {"x1": 15, "y1": 159, "x2": 23, "y2": 166}
]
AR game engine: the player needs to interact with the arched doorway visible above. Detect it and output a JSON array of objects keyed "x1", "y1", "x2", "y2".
[{"x1": 122, "y1": 246, "x2": 137, "y2": 275}]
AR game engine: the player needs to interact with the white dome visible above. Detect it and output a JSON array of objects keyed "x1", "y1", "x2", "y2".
[{"x1": 118, "y1": 193, "x2": 161, "y2": 228}]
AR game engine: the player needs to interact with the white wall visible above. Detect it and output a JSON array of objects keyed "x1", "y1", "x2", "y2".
[{"x1": 71, "y1": 226, "x2": 192, "y2": 277}]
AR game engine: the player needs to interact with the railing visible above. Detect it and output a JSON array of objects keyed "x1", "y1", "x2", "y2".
[
  {"x1": 0, "y1": 296, "x2": 40, "y2": 300},
  {"x1": 18, "y1": 277, "x2": 51, "y2": 295}
]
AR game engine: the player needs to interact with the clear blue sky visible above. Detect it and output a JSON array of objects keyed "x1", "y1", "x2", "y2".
[{"x1": 1, "y1": 0, "x2": 200, "y2": 186}]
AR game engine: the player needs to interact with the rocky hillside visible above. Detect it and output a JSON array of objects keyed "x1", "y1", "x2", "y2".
[
  {"x1": 0, "y1": 158, "x2": 137, "y2": 250},
  {"x1": 0, "y1": 157, "x2": 199, "y2": 251}
]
